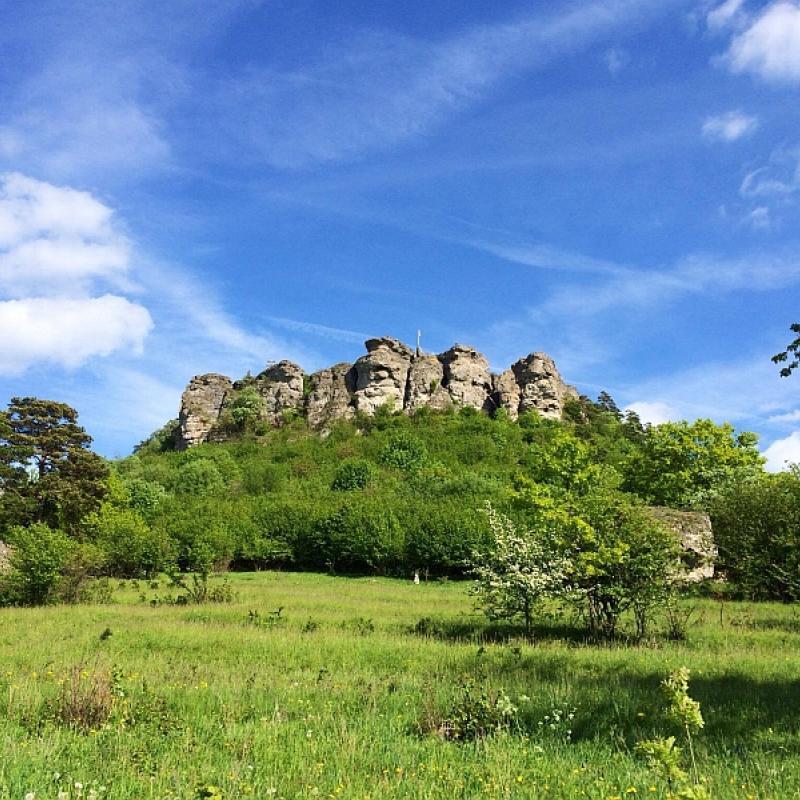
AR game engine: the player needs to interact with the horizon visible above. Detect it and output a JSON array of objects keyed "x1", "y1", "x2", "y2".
[{"x1": 1, "y1": 0, "x2": 799, "y2": 467}]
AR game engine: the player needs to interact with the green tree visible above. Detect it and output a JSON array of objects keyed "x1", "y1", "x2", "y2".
[
  {"x1": 709, "y1": 469, "x2": 800, "y2": 600},
  {"x1": 772, "y1": 323, "x2": 800, "y2": 376},
  {"x1": 0, "y1": 398, "x2": 108, "y2": 530},
  {"x1": 622, "y1": 419, "x2": 764, "y2": 508},
  {"x1": 571, "y1": 489, "x2": 681, "y2": 638}
]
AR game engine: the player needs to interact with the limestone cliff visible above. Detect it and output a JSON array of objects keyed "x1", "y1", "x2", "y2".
[{"x1": 176, "y1": 336, "x2": 578, "y2": 449}]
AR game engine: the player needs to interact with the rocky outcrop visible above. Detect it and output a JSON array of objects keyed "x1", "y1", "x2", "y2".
[
  {"x1": 649, "y1": 507, "x2": 717, "y2": 582},
  {"x1": 495, "y1": 352, "x2": 580, "y2": 420},
  {"x1": 406, "y1": 353, "x2": 452, "y2": 411},
  {"x1": 178, "y1": 373, "x2": 232, "y2": 450},
  {"x1": 353, "y1": 337, "x2": 413, "y2": 414},
  {"x1": 439, "y1": 344, "x2": 493, "y2": 412},
  {"x1": 253, "y1": 360, "x2": 305, "y2": 424},
  {"x1": 305, "y1": 362, "x2": 357, "y2": 430},
  {"x1": 175, "y1": 336, "x2": 577, "y2": 448}
]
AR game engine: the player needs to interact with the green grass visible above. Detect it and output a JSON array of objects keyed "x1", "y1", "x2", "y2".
[{"x1": 1, "y1": 573, "x2": 799, "y2": 800}]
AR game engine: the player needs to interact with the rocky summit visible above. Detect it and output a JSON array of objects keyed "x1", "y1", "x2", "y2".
[{"x1": 177, "y1": 336, "x2": 578, "y2": 449}]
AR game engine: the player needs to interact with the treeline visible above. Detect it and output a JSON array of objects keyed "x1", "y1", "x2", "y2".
[{"x1": 1, "y1": 394, "x2": 799, "y2": 604}]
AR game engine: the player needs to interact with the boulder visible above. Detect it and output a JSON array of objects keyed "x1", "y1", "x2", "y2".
[
  {"x1": 305, "y1": 362, "x2": 357, "y2": 429},
  {"x1": 438, "y1": 344, "x2": 493, "y2": 412},
  {"x1": 353, "y1": 337, "x2": 414, "y2": 414},
  {"x1": 649, "y1": 507, "x2": 717, "y2": 582},
  {"x1": 177, "y1": 373, "x2": 233, "y2": 449}
]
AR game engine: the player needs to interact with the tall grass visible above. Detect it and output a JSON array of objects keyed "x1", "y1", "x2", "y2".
[{"x1": 0, "y1": 572, "x2": 798, "y2": 799}]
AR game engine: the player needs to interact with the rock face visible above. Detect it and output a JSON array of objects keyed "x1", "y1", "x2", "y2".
[
  {"x1": 178, "y1": 373, "x2": 232, "y2": 450},
  {"x1": 649, "y1": 507, "x2": 717, "y2": 582},
  {"x1": 496, "y1": 352, "x2": 580, "y2": 420},
  {"x1": 439, "y1": 344, "x2": 493, "y2": 412},
  {"x1": 305, "y1": 362, "x2": 357, "y2": 430},
  {"x1": 353, "y1": 337, "x2": 413, "y2": 414},
  {"x1": 253, "y1": 360, "x2": 305, "y2": 424},
  {"x1": 406, "y1": 353, "x2": 451, "y2": 411},
  {"x1": 175, "y1": 335, "x2": 577, "y2": 448}
]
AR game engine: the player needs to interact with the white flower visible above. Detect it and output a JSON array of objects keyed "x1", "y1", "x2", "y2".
[{"x1": 24, "y1": 792, "x2": 35, "y2": 800}]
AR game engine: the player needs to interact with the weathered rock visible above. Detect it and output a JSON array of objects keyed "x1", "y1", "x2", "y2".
[
  {"x1": 495, "y1": 352, "x2": 578, "y2": 420},
  {"x1": 649, "y1": 507, "x2": 717, "y2": 582},
  {"x1": 492, "y1": 369, "x2": 521, "y2": 419},
  {"x1": 438, "y1": 344, "x2": 493, "y2": 411},
  {"x1": 353, "y1": 337, "x2": 414, "y2": 414},
  {"x1": 178, "y1": 373, "x2": 233, "y2": 449},
  {"x1": 405, "y1": 353, "x2": 452, "y2": 411},
  {"x1": 254, "y1": 360, "x2": 305, "y2": 424},
  {"x1": 305, "y1": 362, "x2": 356, "y2": 429},
  {"x1": 0, "y1": 540, "x2": 10, "y2": 574},
  {"x1": 174, "y1": 336, "x2": 578, "y2": 445}
]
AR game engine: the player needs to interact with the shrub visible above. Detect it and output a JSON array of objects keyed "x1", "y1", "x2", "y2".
[
  {"x1": 83, "y1": 506, "x2": 173, "y2": 578},
  {"x1": 420, "y1": 681, "x2": 520, "y2": 741},
  {"x1": 306, "y1": 497, "x2": 404, "y2": 573},
  {"x1": 379, "y1": 432, "x2": 427, "y2": 472},
  {"x1": 0, "y1": 523, "x2": 73, "y2": 605},
  {"x1": 331, "y1": 459, "x2": 375, "y2": 491},
  {"x1": 228, "y1": 387, "x2": 264, "y2": 430},
  {"x1": 471, "y1": 503, "x2": 569, "y2": 637},
  {"x1": 173, "y1": 460, "x2": 225, "y2": 496}
]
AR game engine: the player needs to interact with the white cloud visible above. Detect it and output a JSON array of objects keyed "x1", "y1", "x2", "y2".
[
  {"x1": 0, "y1": 295, "x2": 152, "y2": 375},
  {"x1": 624, "y1": 401, "x2": 679, "y2": 425},
  {"x1": 707, "y1": 0, "x2": 749, "y2": 30},
  {"x1": 763, "y1": 431, "x2": 800, "y2": 471},
  {"x1": 622, "y1": 355, "x2": 799, "y2": 426},
  {"x1": 0, "y1": 173, "x2": 152, "y2": 374},
  {"x1": 724, "y1": 1, "x2": 800, "y2": 83},
  {"x1": 701, "y1": 110, "x2": 759, "y2": 142}
]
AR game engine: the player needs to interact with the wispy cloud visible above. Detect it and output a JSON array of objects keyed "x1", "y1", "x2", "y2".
[
  {"x1": 702, "y1": 109, "x2": 759, "y2": 142},
  {"x1": 740, "y1": 145, "x2": 800, "y2": 197},
  {"x1": 203, "y1": 0, "x2": 684, "y2": 168},
  {"x1": 266, "y1": 317, "x2": 372, "y2": 345},
  {"x1": 706, "y1": 0, "x2": 749, "y2": 31},
  {"x1": 768, "y1": 409, "x2": 800, "y2": 424}
]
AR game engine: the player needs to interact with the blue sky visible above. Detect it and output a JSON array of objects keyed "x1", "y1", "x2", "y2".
[{"x1": 1, "y1": 0, "x2": 799, "y2": 466}]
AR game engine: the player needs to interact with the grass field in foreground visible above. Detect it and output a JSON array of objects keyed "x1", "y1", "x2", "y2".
[{"x1": 1, "y1": 572, "x2": 799, "y2": 800}]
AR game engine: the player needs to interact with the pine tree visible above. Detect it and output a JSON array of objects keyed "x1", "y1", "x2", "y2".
[{"x1": 0, "y1": 398, "x2": 108, "y2": 531}]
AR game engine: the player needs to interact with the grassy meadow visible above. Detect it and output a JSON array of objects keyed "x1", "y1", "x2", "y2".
[{"x1": 1, "y1": 572, "x2": 799, "y2": 800}]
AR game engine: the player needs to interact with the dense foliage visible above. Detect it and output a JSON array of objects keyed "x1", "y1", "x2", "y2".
[{"x1": 2, "y1": 391, "x2": 797, "y2": 608}]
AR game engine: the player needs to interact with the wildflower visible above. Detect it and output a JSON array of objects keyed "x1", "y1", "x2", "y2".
[{"x1": 24, "y1": 792, "x2": 35, "y2": 800}]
